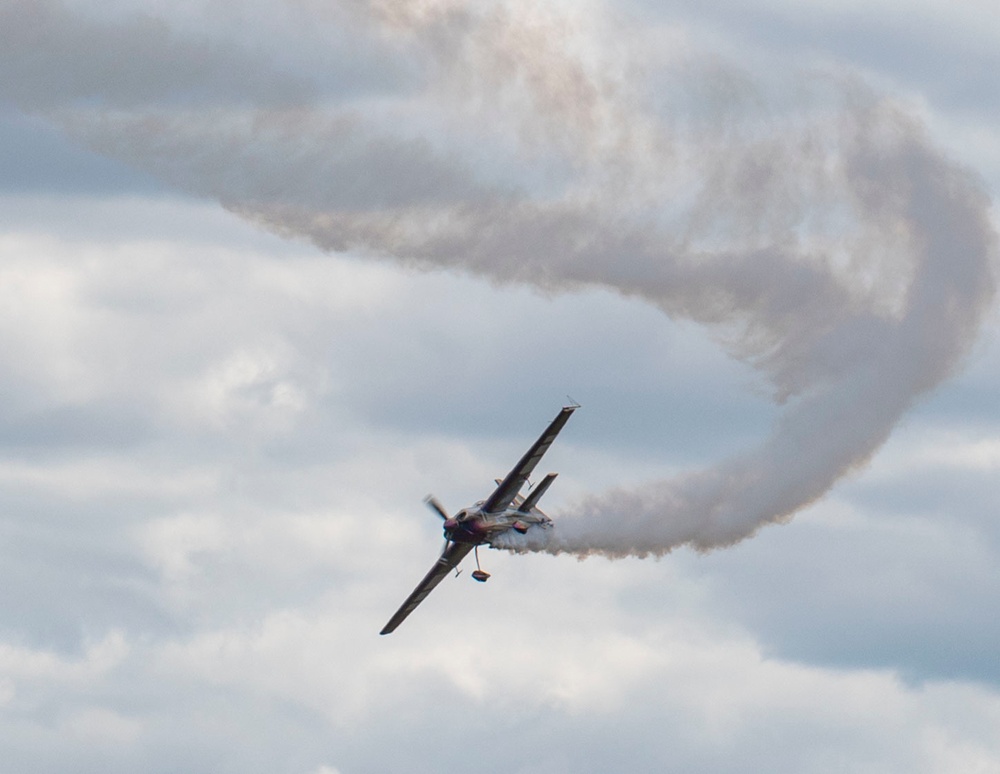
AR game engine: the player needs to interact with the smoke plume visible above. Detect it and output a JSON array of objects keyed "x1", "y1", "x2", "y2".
[{"x1": 7, "y1": 0, "x2": 996, "y2": 556}]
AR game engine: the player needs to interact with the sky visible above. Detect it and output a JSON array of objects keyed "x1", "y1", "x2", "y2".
[{"x1": 1, "y1": 0, "x2": 999, "y2": 772}]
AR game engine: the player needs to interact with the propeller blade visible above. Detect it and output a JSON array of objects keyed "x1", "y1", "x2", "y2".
[{"x1": 424, "y1": 495, "x2": 449, "y2": 521}]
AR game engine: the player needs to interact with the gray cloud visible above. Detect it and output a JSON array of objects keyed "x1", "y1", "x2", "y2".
[
  {"x1": 628, "y1": 0, "x2": 1000, "y2": 115},
  {"x1": 0, "y1": 0, "x2": 314, "y2": 110},
  {"x1": 0, "y1": 106, "x2": 164, "y2": 195},
  {"x1": 687, "y1": 475, "x2": 1000, "y2": 685},
  {"x1": 66, "y1": 109, "x2": 497, "y2": 212}
]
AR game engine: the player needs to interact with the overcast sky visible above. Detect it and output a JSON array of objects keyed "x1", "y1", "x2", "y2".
[{"x1": 1, "y1": 1, "x2": 999, "y2": 772}]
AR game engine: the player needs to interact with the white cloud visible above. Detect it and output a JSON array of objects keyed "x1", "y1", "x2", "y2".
[
  {"x1": 0, "y1": 1, "x2": 998, "y2": 772},
  {"x1": 0, "y1": 632, "x2": 129, "y2": 693},
  {"x1": 61, "y1": 706, "x2": 144, "y2": 746}
]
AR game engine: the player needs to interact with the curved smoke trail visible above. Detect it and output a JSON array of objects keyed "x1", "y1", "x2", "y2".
[{"x1": 5, "y1": 0, "x2": 995, "y2": 556}]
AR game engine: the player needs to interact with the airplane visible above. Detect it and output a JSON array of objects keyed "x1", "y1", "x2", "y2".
[{"x1": 380, "y1": 403, "x2": 578, "y2": 635}]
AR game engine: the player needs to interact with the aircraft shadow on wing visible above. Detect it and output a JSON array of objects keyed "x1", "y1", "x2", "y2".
[{"x1": 380, "y1": 404, "x2": 578, "y2": 635}]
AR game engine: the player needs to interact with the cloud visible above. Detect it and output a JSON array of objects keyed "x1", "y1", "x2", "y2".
[
  {"x1": 2, "y1": 1, "x2": 999, "y2": 772},
  {"x1": 0, "y1": 106, "x2": 163, "y2": 195},
  {"x1": 9, "y1": 1, "x2": 993, "y2": 560},
  {"x1": 0, "y1": 190, "x2": 997, "y2": 770},
  {"x1": 0, "y1": 0, "x2": 313, "y2": 109},
  {"x1": 8, "y1": 592, "x2": 1000, "y2": 773}
]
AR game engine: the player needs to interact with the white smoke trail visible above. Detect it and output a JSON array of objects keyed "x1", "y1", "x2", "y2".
[{"x1": 5, "y1": 0, "x2": 995, "y2": 556}]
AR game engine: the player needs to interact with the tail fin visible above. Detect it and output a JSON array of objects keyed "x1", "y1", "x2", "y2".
[{"x1": 518, "y1": 473, "x2": 557, "y2": 513}]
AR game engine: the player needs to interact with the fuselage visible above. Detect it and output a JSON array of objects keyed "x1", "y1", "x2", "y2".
[
  {"x1": 442, "y1": 510, "x2": 489, "y2": 544},
  {"x1": 443, "y1": 502, "x2": 548, "y2": 545}
]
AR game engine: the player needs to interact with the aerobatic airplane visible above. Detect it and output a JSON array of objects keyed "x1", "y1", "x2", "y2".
[{"x1": 380, "y1": 404, "x2": 578, "y2": 634}]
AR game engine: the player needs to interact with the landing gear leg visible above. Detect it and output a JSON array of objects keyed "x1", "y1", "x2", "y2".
[{"x1": 471, "y1": 545, "x2": 491, "y2": 582}]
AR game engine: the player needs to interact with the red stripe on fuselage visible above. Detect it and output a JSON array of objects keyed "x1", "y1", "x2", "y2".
[{"x1": 445, "y1": 518, "x2": 489, "y2": 544}]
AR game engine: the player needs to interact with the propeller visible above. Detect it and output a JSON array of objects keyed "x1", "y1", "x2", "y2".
[
  {"x1": 425, "y1": 495, "x2": 454, "y2": 556},
  {"x1": 424, "y1": 495, "x2": 449, "y2": 521}
]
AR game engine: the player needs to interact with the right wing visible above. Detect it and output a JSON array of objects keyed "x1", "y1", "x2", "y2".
[
  {"x1": 379, "y1": 541, "x2": 474, "y2": 635},
  {"x1": 495, "y1": 478, "x2": 525, "y2": 508},
  {"x1": 481, "y1": 405, "x2": 577, "y2": 514}
]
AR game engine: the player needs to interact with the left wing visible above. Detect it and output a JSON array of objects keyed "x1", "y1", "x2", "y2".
[{"x1": 380, "y1": 541, "x2": 474, "y2": 635}]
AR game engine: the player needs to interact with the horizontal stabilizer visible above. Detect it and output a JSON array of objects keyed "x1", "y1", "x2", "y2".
[{"x1": 518, "y1": 472, "x2": 557, "y2": 513}]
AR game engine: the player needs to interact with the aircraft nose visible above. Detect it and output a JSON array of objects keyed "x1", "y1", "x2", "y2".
[{"x1": 443, "y1": 519, "x2": 458, "y2": 532}]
